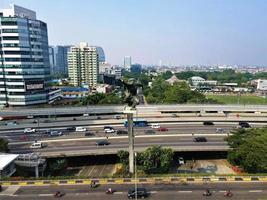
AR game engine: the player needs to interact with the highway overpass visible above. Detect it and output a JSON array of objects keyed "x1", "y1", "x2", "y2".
[
  {"x1": 9, "y1": 135, "x2": 229, "y2": 158},
  {"x1": 1, "y1": 104, "x2": 267, "y2": 118}
]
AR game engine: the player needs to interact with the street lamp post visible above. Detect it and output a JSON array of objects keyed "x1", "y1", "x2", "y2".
[{"x1": 135, "y1": 151, "x2": 137, "y2": 200}]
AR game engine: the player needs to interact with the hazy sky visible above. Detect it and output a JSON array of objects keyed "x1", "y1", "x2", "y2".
[{"x1": 1, "y1": 0, "x2": 267, "y2": 66}]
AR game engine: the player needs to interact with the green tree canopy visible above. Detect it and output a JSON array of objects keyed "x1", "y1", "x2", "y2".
[
  {"x1": 140, "y1": 145, "x2": 173, "y2": 174},
  {"x1": 227, "y1": 128, "x2": 267, "y2": 173},
  {"x1": 0, "y1": 138, "x2": 8, "y2": 152}
]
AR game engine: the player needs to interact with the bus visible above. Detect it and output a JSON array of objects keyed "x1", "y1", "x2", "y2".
[{"x1": 124, "y1": 118, "x2": 148, "y2": 127}]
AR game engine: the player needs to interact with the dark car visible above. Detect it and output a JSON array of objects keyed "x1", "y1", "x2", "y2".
[
  {"x1": 96, "y1": 140, "x2": 110, "y2": 146},
  {"x1": 66, "y1": 126, "x2": 76, "y2": 131},
  {"x1": 116, "y1": 130, "x2": 128, "y2": 135},
  {"x1": 128, "y1": 188, "x2": 149, "y2": 199},
  {"x1": 145, "y1": 130, "x2": 155, "y2": 134},
  {"x1": 203, "y1": 121, "x2": 214, "y2": 126},
  {"x1": 239, "y1": 121, "x2": 250, "y2": 128},
  {"x1": 85, "y1": 132, "x2": 94, "y2": 136},
  {"x1": 157, "y1": 127, "x2": 168, "y2": 132},
  {"x1": 193, "y1": 137, "x2": 207, "y2": 142}
]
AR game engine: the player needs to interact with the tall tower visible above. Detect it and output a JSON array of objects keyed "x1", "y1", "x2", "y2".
[
  {"x1": 124, "y1": 56, "x2": 131, "y2": 70},
  {"x1": 68, "y1": 42, "x2": 99, "y2": 87},
  {"x1": 0, "y1": 4, "x2": 50, "y2": 106}
]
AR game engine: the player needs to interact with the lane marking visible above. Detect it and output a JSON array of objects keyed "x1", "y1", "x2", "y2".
[
  {"x1": 178, "y1": 191, "x2": 193, "y2": 193},
  {"x1": 39, "y1": 194, "x2": 53, "y2": 196},
  {"x1": 114, "y1": 191, "x2": 123, "y2": 194},
  {"x1": 249, "y1": 190, "x2": 263, "y2": 193},
  {"x1": 150, "y1": 191, "x2": 158, "y2": 194}
]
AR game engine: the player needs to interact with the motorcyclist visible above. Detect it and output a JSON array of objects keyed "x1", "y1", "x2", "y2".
[
  {"x1": 106, "y1": 188, "x2": 113, "y2": 194},
  {"x1": 224, "y1": 190, "x2": 233, "y2": 197}
]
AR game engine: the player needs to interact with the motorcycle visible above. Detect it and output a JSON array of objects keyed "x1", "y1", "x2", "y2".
[
  {"x1": 54, "y1": 191, "x2": 65, "y2": 198},
  {"x1": 224, "y1": 191, "x2": 233, "y2": 197},
  {"x1": 105, "y1": 188, "x2": 114, "y2": 194},
  {"x1": 203, "y1": 190, "x2": 212, "y2": 196}
]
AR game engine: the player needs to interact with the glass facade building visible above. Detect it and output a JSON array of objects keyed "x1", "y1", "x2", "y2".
[{"x1": 0, "y1": 5, "x2": 50, "y2": 106}]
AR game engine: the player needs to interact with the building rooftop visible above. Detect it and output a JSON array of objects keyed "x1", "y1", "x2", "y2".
[{"x1": 0, "y1": 154, "x2": 19, "y2": 170}]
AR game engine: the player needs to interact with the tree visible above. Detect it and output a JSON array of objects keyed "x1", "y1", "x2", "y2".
[
  {"x1": 227, "y1": 128, "x2": 267, "y2": 173},
  {"x1": 49, "y1": 158, "x2": 67, "y2": 172},
  {"x1": 117, "y1": 150, "x2": 129, "y2": 166},
  {"x1": 0, "y1": 138, "x2": 8, "y2": 152},
  {"x1": 139, "y1": 145, "x2": 173, "y2": 174}
]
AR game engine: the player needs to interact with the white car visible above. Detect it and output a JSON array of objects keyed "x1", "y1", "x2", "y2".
[
  {"x1": 105, "y1": 128, "x2": 115, "y2": 133},
  {"x1": 178, "y1": 157, "x2": 185, "y2": 165},
  {"x1": 30, "y1": 142, "x2": 43, "y2": 149},
  {"x1": 216, "y1": 128, "x2": 224, "y2": 133},
  {"x1": 75, "y1": 127, "x2": 87, "y2": 132},
  {"x1": 151, "y1": 124, "x2": 160, "y2": 129},
  {"x1": 49, "y1": 131, "x2": 62, "y2": 136},
  {"x1": 24, "y1": 128, "x2": 36, "y2": 133}
]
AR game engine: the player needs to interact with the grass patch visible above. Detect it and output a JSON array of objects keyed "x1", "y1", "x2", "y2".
[{"x1": 206, "y1": 94, "x2": 267, "y2": 105}]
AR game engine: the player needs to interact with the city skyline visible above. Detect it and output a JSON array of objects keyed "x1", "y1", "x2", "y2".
[{"x1": 0, "y1": 0, "x2": 266, "y2": 66}]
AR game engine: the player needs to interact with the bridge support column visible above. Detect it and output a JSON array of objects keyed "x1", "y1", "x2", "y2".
[
  {"x1": 35, "y1": 165, "x2": 39, "y2": 178},
  {"x1": 124, "y1": 108, "x2": 136, "y2": 175}
]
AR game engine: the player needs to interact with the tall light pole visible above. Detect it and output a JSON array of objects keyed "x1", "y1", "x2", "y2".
[{"x1": 135, "y1": 151, "x2": 137, "y2": 200}]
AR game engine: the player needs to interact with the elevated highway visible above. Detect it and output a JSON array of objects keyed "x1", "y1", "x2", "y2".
[
  {"x1": 1, "y1": 104, "x2": 267, "y2": 118},
  {"x1": 9, "y1": 135, "x2": 229, "y2": 158}
]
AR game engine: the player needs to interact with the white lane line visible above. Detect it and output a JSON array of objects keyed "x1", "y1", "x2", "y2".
[
  {"x1": 150, "y1": 191, "x2": 158, "y2": 194},
  {"x1": 178, "y1": 191, "x2": 193, "y2": 193},
  {"x1": 114, "y1": 192, "x2": 124, "y2": 194},
  {"x1": 39, "y1": 194, "x2": 53, "y2": 196},
  {"x1": 219, "y1": 191, "x2": 226, "y2": 193},
  {"x1": 249, "y1": 190, "x2": 263, "y2": 193}
]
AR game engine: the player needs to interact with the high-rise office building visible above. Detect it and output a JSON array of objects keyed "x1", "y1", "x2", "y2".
[
  {"x1": 96, "y1": 46, "x2": 105, "y2": 63},
  {"x1": 49, "y1": 45, "x2": 71, "y2": 76},
  {"x1": 0, "y1": 4, "x2": 50, "y2": 106},
  {"x1": 124, "y1": 56, "x2": 131, "y2": 70},
  {"x1": 68, "y1": 42, "x2": 99, "y2": 87}
]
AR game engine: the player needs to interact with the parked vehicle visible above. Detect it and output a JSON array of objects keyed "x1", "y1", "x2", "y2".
[
  {"x1": 127, "y1": 188, "x2": 149, "y2": 199},
  {"x1": 96, "y1": 140, "x2": 110, "y2": 146},
  {"x1": 24, "y1": 128, "x2": 36, "y2": 133},
  {"x1": 178, "y1": 157, "x2": 185, "y2": 165},
  {"x1": 193, "y1": 137, "x2": 207, "y2": 142},
  {"x1": 75, "y1": 127, "x2": 86, "y2": 132},
  {"x1": 30, "y1": 142, "x2": 43, "y2": 149}
]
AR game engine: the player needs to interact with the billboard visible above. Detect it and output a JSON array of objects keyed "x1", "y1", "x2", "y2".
[{"x1": 25, "y1": 81, "x2": 44, "y2": 91}]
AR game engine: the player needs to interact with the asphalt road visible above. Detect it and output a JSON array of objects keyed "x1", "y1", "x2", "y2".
[
  {"x1": 9, "y1": 135, "x2": 228, "y2": 156},
  {"x1": 1, "y1": 183, "x2": 267, "y2": 200},
  {"x1": 2, "y1": 122, "x2": 263, "y2": 143}
]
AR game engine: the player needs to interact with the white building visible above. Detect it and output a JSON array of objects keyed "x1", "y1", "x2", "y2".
[
  {"x1": 190, "y1": 76, "x2": 217, "y2": 86},
  {"x1": 256, "y1": 79, "x2": 267, "y2": 91},
  {"x1": 68, "y1": 42, "x2": 99, "y2": 87},
  {"x1": 0, "y1": 153, "x2": 19, "y2": 178},
  {"x1": 0, "y1": 4, "x2": 50, "y2": 106}
]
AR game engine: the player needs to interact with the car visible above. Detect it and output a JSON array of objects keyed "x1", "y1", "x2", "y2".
[
  {"x1": 203, "y1": 121, "x2": 214, "y2": 126},
  {"x1": 85, "y1": 132, "x2": 94, "y2": 136},
  {"x1": 83, "y1": 113, "x2": 89, "y2": 117},
  {"x1": 5, "y1": 121, "x2": 18, "y2": 126},
  {"x1": 145, "y1": 130, "x2": 155, "y2": 134},
  {"x1": 127, "y1": 188, "x2": 149, "y2": 199},
  {"x1": 49, "y1": 130, "x2": 62, "y2": 136},
  {"x1": 43, "y1": 119, "x2": 51, "y2": 123},
  {"x1": 193, "y1": 137, "x2": 207, "y2": 142},
  {"x1": 216, "y1": 128, "x2": 224, "y2": 133},
  {"x1": 151, "y1": 123, "x2": 160, "y2": 129},
  {"x1": 96, "y1": 140, "x2": 110, "y2": 146},
  {"x1": 104, "y1": 126, "x2": 113, "y2": 130},
  {"x1": 239, "y1": 121, "x2": 250, "y2": 128},
  {"x1": 75, "y1": 127, "x2": 86, "y2": 132},
  {"x1": 30, "y1": 142, "x2": 43, "y2": 149},
  {"x1": 24, "y1": 128, "x2": 36, "y2": 133},
  {"x1": 66, "y1": 126, "x2": 76, "y2": 131},
  {"x1": 116, "y1": 130, "x2": 128, "y2": 135},
  {"x1": 157, "y1": 127, "x2": 168, "y2": 132},
  {"x1": 114, "y1": 115, "x2": 123, "y2": 119},
  {"x1": 171, "y1": 113, "x2": 178, "y2": 118},
  {"x1": 178, "y1": 157, "x2": 185, "y2": 165},
  {"x1": 105, "y1": 128, "x2": 115, "y2": 133}
]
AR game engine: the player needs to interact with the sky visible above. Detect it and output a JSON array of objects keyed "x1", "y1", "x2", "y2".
[{"x1": 0, "y1": 0, "x2": 267, "y2": 66}]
